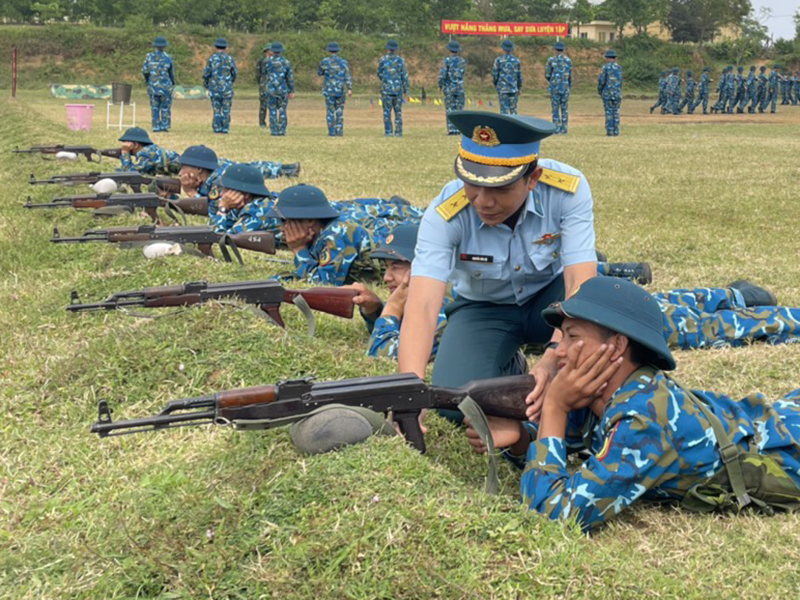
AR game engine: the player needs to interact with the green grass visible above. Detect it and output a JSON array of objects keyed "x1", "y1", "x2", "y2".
[{"x1": 2, "y1": 90, "x2": 800, "y2": 599}]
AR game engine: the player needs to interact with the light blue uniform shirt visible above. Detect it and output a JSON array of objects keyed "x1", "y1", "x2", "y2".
[{"x1": 411, "y1": 158, "x2": 595, "y2": 305}]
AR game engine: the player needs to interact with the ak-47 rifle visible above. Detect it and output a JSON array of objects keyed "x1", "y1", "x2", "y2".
[
  {"x1": 50, "y1": 224, "x2": 276, "y2": 264},
  {"x1": 90, "y1": 373, "x2": 535, "y2": 453},
  {"x1": 14, "y1": 145, "x2": 122, "y2": 162},
  {"x1": 29, "y1": 171, "x2": 180, "y2": 195},
  {"x1": 24, "y1": 192, "x2": 209, "y2": 223},
  {"x1": 67, "y1": 279, "x2": 358, "y2": 331}
]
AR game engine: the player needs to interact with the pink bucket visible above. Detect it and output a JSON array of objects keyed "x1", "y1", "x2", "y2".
[{"x1": 65, "y1": 104, "x2": 94, "y2": 131}]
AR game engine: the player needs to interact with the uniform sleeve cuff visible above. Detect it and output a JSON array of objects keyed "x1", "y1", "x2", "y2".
[{"x1": 560, "y1": 250, "x2": 598, "y2": 266}]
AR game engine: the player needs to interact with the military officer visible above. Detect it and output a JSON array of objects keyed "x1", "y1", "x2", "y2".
[
  {"x1": 202, "y1": 38, "x2": 238, "y2": 134},
  {"x1": 142, "y1": 37, "x2": 175, "y2": 132},
  {"x1": 268, "y1": 184, "x2": 378, "y2": 285},
  {"x1": 262, "y1": 42, "x2": 295, "y2": 136},
  {"x1": 377, "y1": 39, "x2": 410, "y2": 137},
  {"x1": 464, "y1": 277, "x2": 800, "y2": 532},
  {"x1": 439, "y1": 41, "x2": 467, "y2": 135},
  {"x1": 544, "y1": 41, "x2": 571, "y2": 133},
  {"x1": 117, "y1": 127, "x2": 180, "y2": 175},
  {"x1": 256, "y1": 45, "x2": 271, "y2": 128},
  {"x1": 493, "y1": 39, "x2": 522, "y2": 116},
  {"x1": 398, "y1": 110, "x2": 597, "y2": 428},
  {"x1": 318, "y1": 42, "x2": 353, "y2": 137},
  {"x1": 597, "y1": 50, "x2": 622, "y2": 136}
]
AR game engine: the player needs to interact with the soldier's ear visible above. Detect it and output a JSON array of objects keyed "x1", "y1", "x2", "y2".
[{"x1": 609, "y1": 334, "x2": 629, "y2": 362}]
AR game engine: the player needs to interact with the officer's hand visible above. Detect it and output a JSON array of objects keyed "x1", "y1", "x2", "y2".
[
  {"x1": 542, "y1": 341, "x2": 621, "y2": 416},
  {"x1": 342, "y1": 283, "x2": 382, "y2": 316},
  {"x1": 283, "y1": 220, "x2": 315, "y2": 253},
  {"x1": 464, "y1": 416, "x2": 526, "y2": 454},
  {"x1": 525, "y1": 356, "x2": 558, "y2": 422},
  {"x1": 289, "y1": 93, "x2": 295, "y2": 100},
  {"x1": 382, "y1": 273, "x2": 410, "y2": 319},
  {"x1": 220, "y1": 189, "x2": 247, "y2": 212}
]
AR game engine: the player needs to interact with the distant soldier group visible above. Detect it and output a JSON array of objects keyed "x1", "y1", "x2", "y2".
[{"x1": 650, "y1": 64, "x2": 795, "y2": 116}]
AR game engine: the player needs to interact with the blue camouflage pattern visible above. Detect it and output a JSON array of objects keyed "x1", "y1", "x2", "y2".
[
  {"x1": 733, "y1": 71, "x2": 746, "y2": 112},
  {"x1": 756, "y1": 71, "x2": 768, "y2": 112},
  {"x1": 142, "y1": 50, "x2": 175, "y2": 132},
  {"x1": 692, "y1": 72, "x2": 711, "y2": 113},
  {"x1": 650, "y1": 74, "x2": 667, "y2": 113},
  {"x1": 439, "y1": 55, "x2": 466, "y2": 133},
  {"x1": 764, "y1": 69, "x2": 779, "y2": 113},
  {"x1": 203, "y1": 51, "x2": 238, "y2": 133},
  {"x1": 545, "y1": 54, "x2": 571, "y2": 132},
  {"x1": 493, "y1": 54, "x2": 522, "y2": 115},
  {"x1": 746, "y1": 70, "x2": 758, "y2": 112},
  {"x1": 521, "y1": 366, "x2": 800, "y2": 532},
  {"x1": 261, "y1": 55, "x2": 294, "y2": 135},
  {"x1": 119, "y1": 143, "x2": 180, "y2": 176},
  {"x1": 333, "y1": 198, "x2": 422, "y2": 246},
  {"x1": 677, "y1": 76, "x2": 695, "y2": 113},
  {"x1": 598, "y1": 62, "x2": 622, "y2": 136},
  {"x1": 378, "y1": 53, "x2": 410, "y2": 136},
  {"x1": 665, "y1": 72, "x2": 681, "y2": 114},
  {"x1": 278, "y1": 218, "x2": 377, "y2": 286},
  {"x1": 208, "y1": 196, "x2": 278, "y2": 234},
  {"x1": 318, "y1": 55, "x2": 353, "y2": 136}
]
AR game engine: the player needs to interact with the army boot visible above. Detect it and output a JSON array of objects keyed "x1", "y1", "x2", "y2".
[
  {"x1": 604, "y1": 262, "x2": 653, "y2": 285},
  {"x1": 729, "y1": 280, "x2": 778, "y2": 307}
]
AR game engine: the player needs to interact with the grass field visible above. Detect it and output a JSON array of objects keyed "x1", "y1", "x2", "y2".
[{"x1": 2, "y1": 89, "x2": 800, "y2": 599}]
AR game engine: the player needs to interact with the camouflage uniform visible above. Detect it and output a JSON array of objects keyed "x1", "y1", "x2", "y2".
[
  {"x1": 658, "y1": 287, "x2": 800, "y2": 350},
  {"x1": 677, "y1": 74, "x2": 695, "y2": 114},
  {"x1": 521, "y1": 365, "x2": 800, "y2": 532},
  {"x1": 203, "y1": 51, "x2": 238, "y2": 133},
  {"x1": 119, "y1": 144, "x2": 180, "y2": 176},
  {"x1": 793, "y1": 73, "x2": 800, "y2": 105},
  {"x1": 743, "y1": 68, "x2": 756, "y2": 112},
  {"x1": 262, "y1": 54, "x2": 294, "y2": 136},
  {"x1": 318, "y1": 54, "x2": 353, "y2": 136},
  {"x1": 142, "y1": 50, "x2": 175, "y2": 132},
  {"x1": 493, "y1": 54, "x2": 523, "y2": 116},
  {"x1": 377, "y1": 53, "x2": 410, "y2": 136},
  {"x1": 733, "y1": 68, "x2": 746, "y2": 112},
  {"x1": 756, "y1": 69, "x2": 768, "y2": 112},
  {"x1": 598, "y1": 60, "x2": 622, "y2": 136},
  {"x1": 332, "y1": 198, "x2": 422, "y2": 245},
  {"x1": 545, "y1": 54, "x2": 571, "y2": 133},
  {"x1": 724, "y1": 69, "x2": 736, "y2": 113},
  {"x1": 256, "y1": 53, "x2": 269, "y2": 128},
  {"x1": 664, "y1": 70, "x2": 681, "y2": 114},
  {"x1": 692, "y1": 71, "x2": 711, "y2": 114},
  {"x1": 278, "y1": 218, "x2": 377, "y2": 286},
  {"x1": 439, "y1": 54, "x2": 467, "y2": 134},
  {"x1": 764, "y1": 68, "x2": 779, "y2": 113},
  {"x1": 650, "y1": 74, "x2": 667, "y2": 114},
  {"x1": 208, "y1": 196, "x2": 278, "y2": 234}
]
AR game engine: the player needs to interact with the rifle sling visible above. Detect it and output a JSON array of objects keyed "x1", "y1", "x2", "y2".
[
  {"x1": 218, "y1": 233, "x2": 244, "y2": 266},
  {"x1": 458, "y1": 395, "x2": 499, "y2": 495}
]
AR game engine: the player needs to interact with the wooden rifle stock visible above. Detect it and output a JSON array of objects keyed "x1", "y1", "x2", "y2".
[
  {"x1": 226, "y1": 232, "x2": 276, "y2": 255},
  {"x1": 284, "y1": 288, "x2": 357, "y2": 319},
  {"x1": 217, "y1": 386, "x2": 278, "y2": 409},
  {"x1": 167, "y1": 197, "x2": 209, "y2": 216}
]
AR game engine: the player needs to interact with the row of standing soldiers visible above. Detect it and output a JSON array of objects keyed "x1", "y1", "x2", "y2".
[{"x1": 650, "y1": 64, "x2": 796, "y2": 116}]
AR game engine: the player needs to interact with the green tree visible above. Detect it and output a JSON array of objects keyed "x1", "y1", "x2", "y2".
[
  {"x1": 664, "y1": 0, "x2": 751, "y2": 44},
  {"x1": 570, "y1": 0, "x2": 594, "y2": 38},
  {"x1": 600, "y1": 0, "x2": 669, "y2": 38}
]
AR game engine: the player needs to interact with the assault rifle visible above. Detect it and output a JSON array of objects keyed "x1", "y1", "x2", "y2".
[
  {"x1": 14, "y1": 145, "x2": 122, "y2": 162},
  {"x1": 90, "y1": 373, "x2": 535, "y2": 453},
  {"x1": 24, "y1": 193, "x2": 209, "y2": 223},
  {"x1": 68, "y1": 279, "x2": 358, "y2": 331},
  {"x1": 29, "y1": 171, "x2": 180, "y2": 195},
  {"x1": 51, "y1": 225, "x2": 276, "y2": 264}
]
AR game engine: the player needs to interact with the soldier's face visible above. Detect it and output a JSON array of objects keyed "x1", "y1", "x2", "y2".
[
  {"x1": 555, "y1": 318, "x2": 616, "y2": 371},
  {"x1": 463, "y1": 167, "x2": 542, "y2": 226},
  {"x1": 383, "y1": 260, "x2": 411, "y2": 292}
]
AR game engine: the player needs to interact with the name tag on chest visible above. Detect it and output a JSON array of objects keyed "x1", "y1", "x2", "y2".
[{"x1": 460, "y1": 253, "x2": 493, "y2": 263}]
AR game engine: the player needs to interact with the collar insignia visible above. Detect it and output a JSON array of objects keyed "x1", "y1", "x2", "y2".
[{"x1": 471, "y1": 126, "x2": 500, "y2": 147}]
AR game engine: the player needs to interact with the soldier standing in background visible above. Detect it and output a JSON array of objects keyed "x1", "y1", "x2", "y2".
[
  {"x1": 256, "y1": 45, "x2": 271, "y2": 128},
  {"x1": 493, "y1": 39, "x2": 522, "y2": 116},
  {"x1": 318, "y1": 42, "x2": 353, "y2": 137},
  {"x1": 692, "y1": 67, "x2": 711, "y2": 114},
  {"x1": 202, "y1": 38, "x2": 238, "y2": 134},
  {"x1": 142, "y1": 37, "x2": 175, "y2": 132},
  {"x1": 664, "y1": 68, "x2": 681, "y2": 115},
  {"x1": 544, "y1": 41, "x2": 571, "y2": 133},
  {"x1": 439, "y1": 40, "x2": 466, "y2": 135},
  {"x1": 598, "y1": 50, "x2": 622, "y2": 136},
  {"x1": 677, "y1": 71, "x2": 695, "y2": 114},
  {"x1": 649, "y1": 71, "x2": 667, "y2": 114},
  {"x1": 263, "y1": 42, "x2": 294, "y2": 136},
  {"x1": 742, "y1": 66, "x2": 756, "y2": 113},
  {"x1": 377, "y1": 39, "x2": 410, "y2": 137}
]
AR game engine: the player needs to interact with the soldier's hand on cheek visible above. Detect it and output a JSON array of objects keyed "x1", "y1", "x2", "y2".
[
  {"x1": 382, "y1": 273, "x2": 409, "y2": 319},
  {"x1": 284, "y1": 221, "x2": 311, "y2": 253},
  {"x1": 545, "y1": 341, "x2": 621, "y2": 415}
]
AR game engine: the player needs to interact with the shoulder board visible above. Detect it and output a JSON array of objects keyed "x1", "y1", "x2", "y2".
[
  {"x1": 539, "y1": 168, "x2": 580, "y2": 194},
  {"x1": 436, "y1": 188, "x2": 469, "y2": 221}
]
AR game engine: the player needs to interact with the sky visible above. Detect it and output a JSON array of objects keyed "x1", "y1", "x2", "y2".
[{"x1": 751, "y1": 0, "x2": 798, "y2": 41}]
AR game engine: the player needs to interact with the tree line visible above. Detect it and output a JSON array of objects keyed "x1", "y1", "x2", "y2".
[{"x1": 0, "y1": 0, "x2": 773, "y2": 45}]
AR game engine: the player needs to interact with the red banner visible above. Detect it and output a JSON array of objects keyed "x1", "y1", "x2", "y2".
[{"x1": 441, "y1": 20, "x2": 568, "y2": 37}]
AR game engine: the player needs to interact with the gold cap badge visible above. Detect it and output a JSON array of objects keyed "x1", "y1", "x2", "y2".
[{"x1": 471, "y1": 126, "x2": 500, "y2": 147}]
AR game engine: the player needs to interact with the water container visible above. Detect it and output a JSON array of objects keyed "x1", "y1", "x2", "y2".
[
  {"x1": 65, "y1": 104, "x2": 94, "y2": 131},
  {"x1": 112, "y1": 83, "x2": 132, "y2": 104}
]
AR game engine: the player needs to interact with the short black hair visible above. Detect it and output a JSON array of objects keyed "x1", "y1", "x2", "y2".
[{"x1": 523, "y1": 160, "x2": 539, "y2": 179}]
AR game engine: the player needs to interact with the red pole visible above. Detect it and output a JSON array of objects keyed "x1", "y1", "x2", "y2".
[{"x1": 12, "y1": 46, "x2": 17, "y2": 98}]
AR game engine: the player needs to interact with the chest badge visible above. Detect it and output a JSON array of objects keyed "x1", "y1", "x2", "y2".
[{"x1": 533, "y1": 233, "x2": 562, "y2": 245}]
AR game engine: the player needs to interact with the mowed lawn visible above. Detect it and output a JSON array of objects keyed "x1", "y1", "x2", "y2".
[{"x1": 2, "y1": 89, "x2": 800, "y2": 599}]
